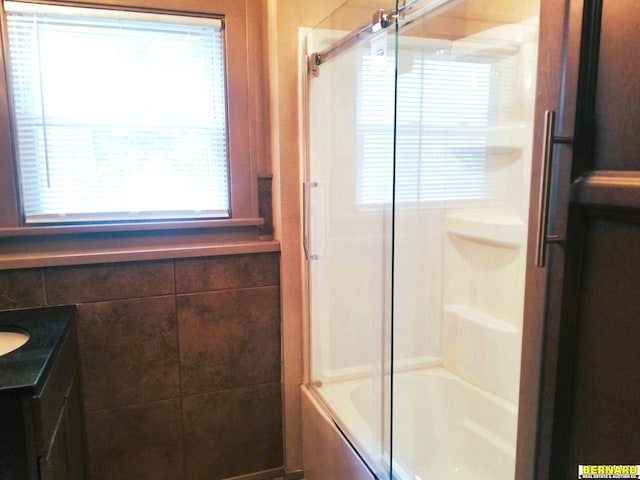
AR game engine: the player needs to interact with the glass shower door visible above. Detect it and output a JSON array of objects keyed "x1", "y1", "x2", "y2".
[
  {"x1": 304, "y1": 7, "x2": 398, "y2": 476},
  {"x1": 391, "y1": 1, "x2": 540, "y2": 478},
  {"x1": 305, "y1": 0, "x2": 541, "y2": 478}
]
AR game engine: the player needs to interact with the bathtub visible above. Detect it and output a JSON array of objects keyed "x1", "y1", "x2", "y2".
[{"x1": 315, "y1": 366, "x2": 518, "y2": 479}]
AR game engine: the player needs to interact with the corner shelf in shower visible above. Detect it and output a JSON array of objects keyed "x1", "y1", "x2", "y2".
[
  {"x1": 444, "y1": 212, "x2": 526, "y2": 248},
  {"x1": 442, "y1": 303, "x2": 522, "y2": 403},
  {"x1": 486, "y1": 123, "x2": 532, "y2": 158},
  {"x1": 486, "y1": 145, "x2": 522, "y2": 160},
  {"x1": 443, "y1": 304, "x2": 518, "y2": 334}
]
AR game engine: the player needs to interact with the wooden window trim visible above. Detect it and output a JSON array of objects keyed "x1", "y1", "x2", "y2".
[{"x1": 0, "y1": 0, "x2": 274, "y2": 268}]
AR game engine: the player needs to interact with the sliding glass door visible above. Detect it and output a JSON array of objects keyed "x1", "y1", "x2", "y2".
[
  {"x1": 391, "y1": 1, "x2": 539, "y2": 478},
  {"x1": 305, "y1": 0, "x2": 540, "y2": 478},
  {"x1": 304, "y1": 6, "x2": 397, "y2": 475}
]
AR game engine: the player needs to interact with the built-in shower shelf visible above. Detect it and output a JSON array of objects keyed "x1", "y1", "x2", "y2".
[
  {"x1": 444, "y1": 304, "x2": 517, "y2": 334},
  {"x1": 445, "y1": 212, "x2": 525, "y2": 248},
  {"x1": 453, "y1": 123, "x2": 531, "y2": 151},
  {"x1": 451, "y1": 42, "x2": 520, "y2": 60},
  {"x1": 486, "y1": 145, "x2": 522, "y2": 159},
  {"x1": 486, "y1": 123, "x2": 532, "y2": 157}
]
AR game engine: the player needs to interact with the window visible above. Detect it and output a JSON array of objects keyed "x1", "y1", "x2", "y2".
[
  {"x1": 357, "y1": 51, "x2": 493, "y2": 206},
  {"x1": 5, "y1": 1, "x2": 229, "y2": 224}
]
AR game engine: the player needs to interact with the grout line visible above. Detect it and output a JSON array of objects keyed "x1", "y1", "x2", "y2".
[
  {"x1": 85, "y1": 395, "x2": 183, "y2": 414},
  {"x1": 175, "y1": 283, "x2": 280, "y2": 298},
  {"x1": 172, "y1": 258, "x2": 188, "y2": 477},
  {"x1": 70, "y1": 293, "x2": 175, "y2": 307},
  {"x1": 41, "y1": 267, "x2": 48, "y2": 306},
  {"x1": 180, "y1": 381, "x2": 282, "y2": 400}
]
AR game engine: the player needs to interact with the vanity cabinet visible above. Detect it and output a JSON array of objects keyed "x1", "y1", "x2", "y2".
[
  {"x1": 0, "y1": 306, "x2": 86, "y2": 480},
  {"x1": 35, "y1": 331, "x2": 85, "y2": 480}
]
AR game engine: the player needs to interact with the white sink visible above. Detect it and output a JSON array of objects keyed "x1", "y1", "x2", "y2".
[{"x1": 0, "y1": 330, "x2": 30, "y2": 356}]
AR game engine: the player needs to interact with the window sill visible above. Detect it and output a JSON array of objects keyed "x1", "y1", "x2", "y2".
[
  {"x1": 0, "y1": 218, "x2": 279, "y2": 270},
  {"x1": 0, "y1": 218, "x2": 264, "y2": 237}
]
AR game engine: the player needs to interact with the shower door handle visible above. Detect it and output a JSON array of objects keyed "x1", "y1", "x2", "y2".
[
  {"x1": 303, "y1": 181, "x2": 319, "y2": 261},
  {"x1": 535, "y1": 110, "x2": 572, "y2": 268}
]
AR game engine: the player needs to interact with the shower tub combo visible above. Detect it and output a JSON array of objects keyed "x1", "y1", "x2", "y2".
[{"x1": 302, "y1": 0, "x2": 540, "y2": 478}]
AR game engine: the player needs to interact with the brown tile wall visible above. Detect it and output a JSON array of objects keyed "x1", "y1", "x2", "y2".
[{"x1": 0, "y1": 252, "x2": 283, "y2": 480}]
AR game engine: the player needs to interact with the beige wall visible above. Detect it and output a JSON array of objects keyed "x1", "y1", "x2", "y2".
[{"x1": 267, "y1": 0, "x2": 344, "y2": 474}]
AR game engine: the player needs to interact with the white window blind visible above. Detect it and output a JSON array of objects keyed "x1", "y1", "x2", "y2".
[
  {"x1": 357, "y1": 53, "x2": 492, "y2": 205},
  {"x1": 5, "y1": 1, "x2": 229, "y2": 224}
]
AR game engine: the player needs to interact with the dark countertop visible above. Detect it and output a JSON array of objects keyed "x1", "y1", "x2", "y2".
[{"x1": 0, "y1": 305, "x2": 75, "y2": 395}]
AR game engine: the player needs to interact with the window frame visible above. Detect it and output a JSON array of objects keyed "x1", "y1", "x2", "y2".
[
  {"x1": 0, "y1": 0, "x2": 274, "y2": 268},
  {"x1": 6, "y1": 3, "x2": 231, "y2": 224}
]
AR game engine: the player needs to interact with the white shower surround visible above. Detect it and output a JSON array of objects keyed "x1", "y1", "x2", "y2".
[{"x1": 304, "y1": 10, "x2": 539, "y2": 480}]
